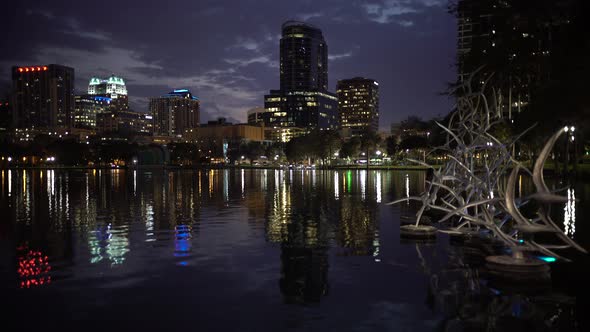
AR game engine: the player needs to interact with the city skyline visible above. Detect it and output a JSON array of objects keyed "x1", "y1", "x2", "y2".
[{"x1": 0, "y1": 0, "x2": 456, "y2": 131}]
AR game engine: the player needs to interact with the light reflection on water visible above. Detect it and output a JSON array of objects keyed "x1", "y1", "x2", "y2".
[
  {"x1": 0, "y1": 169, "x2": 587, "y2": 330},
  {"x1": 564, "y1": 188, "x2": 576, "y2": 237}
]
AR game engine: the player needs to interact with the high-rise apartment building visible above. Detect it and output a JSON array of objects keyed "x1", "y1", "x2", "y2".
[
  {"x1": 263, "y1": 21, "x2": 338, "y2": 133},
  {"x1": 10, "y1": 64, "x2": 75, "y2": 130},
  {"x1": 337, "y1": 77, "x2": 379, "y2": 136},
  {"x1": 150, "y1": 89, "x2": 200, "y2": 137}
]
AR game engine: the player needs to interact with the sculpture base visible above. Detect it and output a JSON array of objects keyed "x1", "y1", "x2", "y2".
[
  {"x1": 485, "y1": 255, "x2": 550, "y2": 274},
  {"x1": 400, "y1": 225, "x2": 437, "y2": 238}
]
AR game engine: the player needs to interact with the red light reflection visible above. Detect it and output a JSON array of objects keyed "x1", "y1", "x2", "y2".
[{"x1": 17, "y1": 245, "x2": 51, "y2": 288}]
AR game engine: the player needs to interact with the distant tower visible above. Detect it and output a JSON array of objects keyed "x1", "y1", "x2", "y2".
[
  {"x1": 150, "y1": 89, "x2": 200, "y2": 137},
  {"x1": 337, "y1": 77, "x2": 379, "y2": 136}
]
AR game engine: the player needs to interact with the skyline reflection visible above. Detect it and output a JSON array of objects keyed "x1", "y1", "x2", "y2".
[{"x1": 1, "y1": 169, "x2": 587, "y2": 329}]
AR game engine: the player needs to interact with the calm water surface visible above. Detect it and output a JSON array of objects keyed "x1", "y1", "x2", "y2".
[{"x1": 1, "y1": 169, "x2": 589, "y2": 331}]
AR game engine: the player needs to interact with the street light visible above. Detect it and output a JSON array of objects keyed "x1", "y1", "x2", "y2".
[{"x1": 7, "y1": 157, "x2": 12, "y2": 162}]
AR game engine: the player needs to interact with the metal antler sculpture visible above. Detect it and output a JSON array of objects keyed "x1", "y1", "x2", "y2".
[{"x1": 388, "y1": 68, "x2": 587, "y2": 262}]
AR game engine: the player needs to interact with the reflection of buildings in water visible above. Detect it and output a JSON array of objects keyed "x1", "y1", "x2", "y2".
[
  {"x1": 174, "y1": 224, "x2": 192, "y2": 266},
  {"x1": 360, "y1": 170, "x2": 366, "y2": 200},
  {"x1": 17, "y1": 244, "x2": 51, "y2": 288},
  {"x1": 376, "y1": 171, "x2": 382, "y2": 203},
  {"x1": 337, "y1": 196, "x2": 378, "y2": 256},
  {"x1": 223, "y1": 169, "x2": 229, "y2": 202},
  {"x1": 334, "y1": 171, "x2": 339, "y2": 199},
  {"x1": 7, "y1": 170, "x2": 12, "y2": 196},
  {"x1": 244, "y1": 189, "x2": 266, "y2": 219},
  {"x1": 266, "y1": 173, "x2": 291, "y2": 243},
  {"x1": 241, "y1": 169, "x2": 245, "y2": 196},
  {"x1": 563, "y1": 188, "x2": 575, "y2": 237},
  {"x1": 88, "y1": 224, "x2": 130, "y2": 266},
  {"x1": 405, "y1": 173, "x2": 409, "y2": 201},
  {"x1": 279, "y1": 245, "x2": 329, "y2": 304}
]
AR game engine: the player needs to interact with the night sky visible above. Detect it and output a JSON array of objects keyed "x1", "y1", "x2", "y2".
[{"x1": 1, "y1": 0, "x2": 456, "y2": 131}]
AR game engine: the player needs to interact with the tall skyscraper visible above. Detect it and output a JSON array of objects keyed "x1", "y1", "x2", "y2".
[
  {"x1": 150, "y1": 89, "x2": 199, "y2": 137},
  {"x1": 337, "y1": 77, "x2": 379, "y2": 136},
  {"x1": 10, "y1": 64, "x2": 75, "y2": 130},
  {"x1": 263, "y1": 21, "x2": 338, "y2": 133},
  {"x1": 280, "y1": 21, "x2": 328, "y2": 91}
]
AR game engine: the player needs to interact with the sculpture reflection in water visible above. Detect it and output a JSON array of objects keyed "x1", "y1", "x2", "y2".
[{"x1": 408, "y1": 240, "x2": 578, "y2": 331}]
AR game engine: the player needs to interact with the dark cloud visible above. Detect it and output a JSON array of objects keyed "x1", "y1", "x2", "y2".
[{"x1": 1, "y1": 0, "x2": 456, "y2": 129}]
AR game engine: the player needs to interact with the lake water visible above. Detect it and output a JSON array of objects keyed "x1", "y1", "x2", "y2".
[{"x1": 1, "y1": 169, "x2": 588, "y2": 331}]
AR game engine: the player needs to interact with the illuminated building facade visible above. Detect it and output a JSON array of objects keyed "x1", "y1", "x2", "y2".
[
  {"x1": 74, "y1": 95, "x2": 112, "y2": 129},
  {"x1": 150, "y1": 89, "x2": 200, "y2": 137},
  {"x1": 88, "y1": 75, "x2": 129, "y2": 112},
  {"x1": 97, "y1": 109, "x2": 152, "y2": 134},
  {"x1": 10, "y1": 64, "x2": 75, "y2": 130},
  {"x1": 337, "y1": 77, "x2": 379, "y2": 136},
  {"x1": 264, "y1": 126, "x2": 306, "y2": 143},
  {"x1": 264, "y1": 90, "x2": 338, "y2": 129},
  {"x1": 263, "y1": 21, "x2": 338, "y2": 134},
  {"x1": 88, "y1": 75, "x2": 127, "y2": 98}
]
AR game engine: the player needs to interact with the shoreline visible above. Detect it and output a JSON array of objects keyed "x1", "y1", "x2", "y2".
[{"x1": 0, "y1": 164, "x2": 435, "y2": 171}]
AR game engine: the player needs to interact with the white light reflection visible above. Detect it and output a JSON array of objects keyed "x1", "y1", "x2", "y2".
[
  {"x1": 334, "y1": 172, "x2": 339, "y2": 199},
  {"x1": 373, "y1": 230, "x2": 381, "y2": 262},
  {"x1": 145, "y1": 202, "x2": 155, "y2": 242},
  {"x1": 564, "y1": 188, "x2": 576, "y2": 237},
  {"x1": 262, "y1": 169, "x2": 267, "y2": 191},
  {"x1": 8, "y1": 170, "x2": 12, "y2": 196},
  {"x1": 360, "y1": 170, "x2": 366, "y2": 200},
  {"x1": 405, "y1": 174, "x2": 410, "y2": 205},
  {"x1": 241, "y1": 169, "x2": 245, "y2": 196},
  {"x1": 47, "y1": 170, "x2": 55, "y2": 197},
  {"x1": 133, "y1": 170, "x2": 137, "y2": 194},
  {"x1": 223, "y1": 169, "x2": 229, "y2": 202},
  {"x1": 376, "y1": 171, "x2": 382, "y2": 203}
]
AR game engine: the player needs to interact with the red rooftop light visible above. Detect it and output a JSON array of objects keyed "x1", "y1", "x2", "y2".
[{"x1": 18, "y1": 68, "x2": 23, "y2": 72}]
